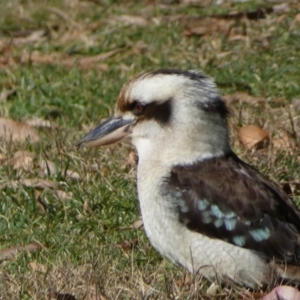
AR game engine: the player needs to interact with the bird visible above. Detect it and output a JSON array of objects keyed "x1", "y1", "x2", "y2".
[{"x1": 77, "y1": 69, "x2": 300, "y2": 290}]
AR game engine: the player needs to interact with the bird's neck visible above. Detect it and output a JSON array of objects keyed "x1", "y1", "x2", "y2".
[{"x1": 132, "y1": 124, "x2": 231, "y2": 167}]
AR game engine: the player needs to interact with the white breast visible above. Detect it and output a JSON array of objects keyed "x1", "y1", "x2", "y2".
[{"x1": 136, "y1": 161, "x2": 270, "y2": 289}]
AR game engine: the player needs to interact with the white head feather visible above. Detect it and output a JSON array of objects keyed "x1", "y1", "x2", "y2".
[{"x1": 116, "y1": 70, "x2": 231, "y2": 166}]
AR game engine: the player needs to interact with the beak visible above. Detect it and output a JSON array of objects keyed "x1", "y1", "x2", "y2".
[{"x1": 76, "y1": 116, "x2": 135, "y2": 148}]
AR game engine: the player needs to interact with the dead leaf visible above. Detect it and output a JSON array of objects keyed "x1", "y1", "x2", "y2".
[
  {"x1": 292, "y1": 99, "x2": 300, "y2": 112},
  {"x1": 261, "y1": 285, "x2": 300, "y2": 300},
  {"x1": 21, "y1": 178, "x2": 58, "y2": 189},
  {"x1": 66, "y1": 169, "x2": 80, "y2": 181},
  {"x1": 290, "y1": 13, "x2": 300, "y2": 31},
  {"x1": 50, "y1": 291, "x2": 77, "y2": 300},
  {"x1": 20, "y1": 49, "x2": 123, "y2": 70},
  {"x1": 25, "y1": 117, "x2": 57, "y2": 128},
  {"x1": 76, "y1": 48, "x2": 124, "y2": 68},
  {"x1": 0, "y1": 153, "x2": 7, "y2": 163},
  {"x1": 238, "y1": 125, "x2": 270, "y2": 150},
  {"x1": 223, "y1": 92, "x2": 266, "y2": 104},
  {"x1": 181, "y1": 0, "x2": 213, "y2": 6},
  {"x1": 12, "y1": 29, "x2": 48, "y2": 45},
  {"x1": 184, "y1": 18, "x2": 234, "y2": 36},
  {"x1": 121, "y1": 151, "x2": 138, "y2": 169},
  {"x1": 276, "y1": 14, "x2": 289, "y2": 24},
  {"x1": 0, "y1": 117, "x2": 40, "y2": 143},
  {"x1": 223, "y1": 92, "x2": 284, "y2": 105},
  {"x1": 228, "y1": 34, "x2": 249, "y2": 43},
  {"x1": 34, "y1": 189, "x2": 47, "y2": 213},
  {"x1": 29, "y1": 261, "x2": 47, "y2": 273},
  {"x1": 131, "y1": 42, "x2": 148, "y2": 55},
  {"x1": 54, "y1": 190, "x2": 73, "y2": 200},
  {"x1": 117, "y1": 238, "x2": 139, "y2": 250},
  {"x1": 273, "y1": 3, "x2": 290, "y2": 15},
  {"x1": 119, "y1": 218, "x2": 143, "y2": 230},
  {"x1": 117, "y1": 15, "x2": 148, "y2": 26},
  {"x1": 216, "y1": 51, "x2": 233, "y2": 59},
  {"x1": 0, "y1": 89, "x2": 16, "y2": 102},
  {"x1": 220, "y1": 8, "x2": 272, "y2": 20},
  {"x1": 10, "y1": 150, "x2": 35, "y2": 171},
  {"x1": 47, "y1": 6, "x2": 82, "y2": 30},
  {"x1": 260, "y1": 37, "x2": 270, "y2": 50},
  {"x1": 0, "y1": 243, "x2": 43, "y2": 262},
  {"x1": 83, "y1": 199, "x2": 91, "y2": 212},
  {"x1": 131, "y1": 219, "x2": 143, "y2": 229},
  {"x1": 101, "y1": 166, "x2": 110, "y2": 177},
  {"x1": 40, "y1": 159, "x2": 80, "y2": 180},
  {"x1": 183, "y1": 7, "x2": 275, "y2": 37},
  {"x1": 40, "y1": 159, "x2": 57, "y2": 176}
]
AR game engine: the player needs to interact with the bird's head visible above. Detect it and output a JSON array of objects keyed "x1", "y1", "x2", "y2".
[{"x1": 77, "y1": 69, "x2": 231, "y2": 166}]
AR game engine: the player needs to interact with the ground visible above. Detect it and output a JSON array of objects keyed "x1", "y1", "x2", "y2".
[{"x1": 0, "y1": 0, "x2": 299, "y2": 299}]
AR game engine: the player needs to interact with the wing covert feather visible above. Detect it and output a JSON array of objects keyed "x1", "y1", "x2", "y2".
[{"x1": 168, "y1": 153, "x2": 300, "y2": 263}]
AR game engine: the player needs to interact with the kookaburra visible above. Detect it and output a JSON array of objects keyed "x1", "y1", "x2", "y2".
[{"x1": 77, "y1": 69, "x2": 300, "y2": 289}]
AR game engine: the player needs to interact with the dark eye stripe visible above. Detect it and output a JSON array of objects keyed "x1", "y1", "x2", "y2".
[
  {"x1": 133, "y1": 101, "x2": 145, "y2": 115},
  {"x1": 143, "y1": 99, "x2": 172, "y2": 124},
  {"x1": 129, "y1": 99, "x2": 172, "y2": 125}
]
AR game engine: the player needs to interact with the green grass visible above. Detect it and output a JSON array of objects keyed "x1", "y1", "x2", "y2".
[{"x1": 0, "y1": 0, "x2": 300, "y2": 299}]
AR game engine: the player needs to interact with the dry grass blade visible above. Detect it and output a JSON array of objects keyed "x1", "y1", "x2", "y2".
[
  {"x1": 77, "y1": 48, "x2": 125, "y2": 68},
  {"x1": 53, "y1": 190, "x2": 73, "y2": 200},
  {"x1": 181, "y1": 0, "x2": 214, "y2": 6},
  {"x1": 47, "y1": 6, "x2": 82, "y2": 30},
  {"x1": 0, "y1": 89, "x2": 16, "y2": 102},
  {"x1": 0, "y1": 243, "x2": 43, "y2": 262},
  {"x1": 1, "y1": 178, "x2": 59, "y2": 189},
  {"x1": 117, "y1": 15, "x2": 148, "y2": 26},
  {"x1": 40, "y1": 159, "x2": 80, "y2": 180},
  {"x1": 290, "y1": 13, "x2": 300, "y2": 30},
  {"x1": 224, "y1": 93, "x2": 265, "y2": 104},
  {"x1": 0, "y1": 117, "x2": 40, "y2": 143},
  {"x1": 20, "y1": 49, "x2": 124, "y2": 70}
]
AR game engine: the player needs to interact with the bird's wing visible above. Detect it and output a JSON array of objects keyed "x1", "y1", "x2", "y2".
[{"x1": 168, "y1": 153, "x2": 300, "y2": 263}]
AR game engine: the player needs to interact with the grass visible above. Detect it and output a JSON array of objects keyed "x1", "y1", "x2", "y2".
[{"x1": 0, "y1": 0, "x2": 300, "y2": 299}]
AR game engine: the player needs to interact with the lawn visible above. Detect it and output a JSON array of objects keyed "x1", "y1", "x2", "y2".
[{"x1": 0, "y1": 0, "x2": 299, "y2": 299}]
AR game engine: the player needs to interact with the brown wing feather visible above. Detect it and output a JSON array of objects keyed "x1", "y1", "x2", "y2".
[{"x1": 168, "y1": 152, "x2": 300, "y2": 263}]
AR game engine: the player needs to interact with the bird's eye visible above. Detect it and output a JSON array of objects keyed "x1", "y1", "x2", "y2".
[{"x1": 133, "y1": 101, "x2": 144, "y2": 115}]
